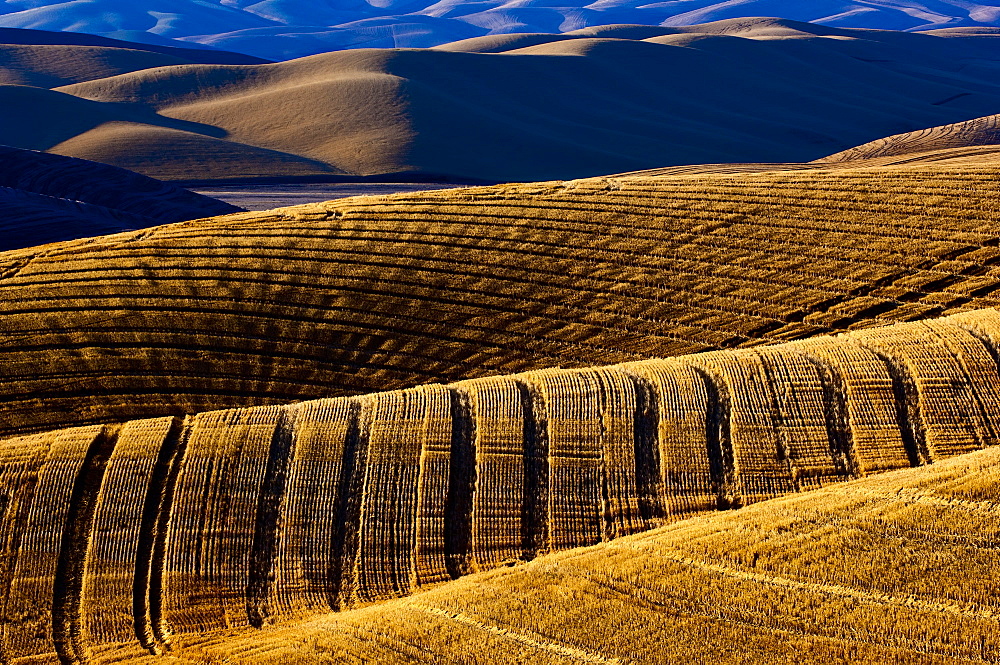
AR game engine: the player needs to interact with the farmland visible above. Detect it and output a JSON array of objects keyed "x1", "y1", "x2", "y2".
[
  {"x1": 3, "y1": 164, "x2": 1000, "y2": 437},
  {"x1": 8, "y1": 20, "x2": 1000, "y2": 182},
  {"x1": 4, "y1": 139, "x2": 1000, "y2": 662},
  {"x1": 153, "y1": 442, "x2": 1000, "y2": 664},
  {"x1": 2, "y1": 307, "x2": 1000, "y2": 661}
]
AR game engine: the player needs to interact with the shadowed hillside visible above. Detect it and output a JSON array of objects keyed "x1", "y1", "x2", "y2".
[
  {"x1": 13, "y1": 19, "x2": 1000, "y2": 181},
  {"x1": 1, "y1": 309, "x2": 998, "y2": 662},
  {"x1": 4, "y1": 165, "x2": 1000, "y2": 436},
  {"x1": 0, "y1": 146, "x2": 241, "y2": 251},
  {"x1": 1, "y1": 2, "x2": 999, "y2": 60},
  {"x1": 0, "y1": 27, "x2": 266, "y2": 64}
]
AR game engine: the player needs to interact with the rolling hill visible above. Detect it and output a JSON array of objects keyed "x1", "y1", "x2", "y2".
[
  {"x1": 1, "y1": 1, "x2": 1000, "y2": 60},
  {"x1": 9, "y1": 19, "x2": 1000, "y2": 181},
  {"x1": 0, "y1": 27, "x2": 267, "y2": 88},
  {"x1": 818, "y1": 112, "x2": 1000, "y2": 163},
  {"x1": 2, "y1": 307, "x2": 999, "y2": 662},
  {"x1": 3, "y1": 122, "x2": 1000, "y2": 662},
  {"x1": 3, "y1": 160, "x2": 1000, "y2": 437},
  {"x1": 0, "y1": 146, "x2": 242, "y2": 251}
]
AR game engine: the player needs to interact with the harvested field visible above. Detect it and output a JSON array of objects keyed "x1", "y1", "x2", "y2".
[
  {"x1": 5, "y1": 132, "x2": 1000, "y2": 663},
  {"x1": 3, "y1": 165, "x2": 1000, "y2": 436},
  {"x1": 819, "y1": 113, "x2": 1000, "y2": 164},
  {"x1": 149, "y1": 441, "x2": 1000, "y2": 664},
  {"x1": 1, "y1": 309, "x2": 999, "y2": 661},
  {"x1": 190, "y1": 182, "x2": 474, "y2": 211}
]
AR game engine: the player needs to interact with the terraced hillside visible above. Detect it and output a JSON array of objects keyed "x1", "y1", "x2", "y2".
[
  {"x1": 2, "y1": 309, "x2": 998, "y2": 662},
  {"x1": 0, "y1": 146, "x2": 241, "y2": 251},
  {"x1": 3, "y1": 166, "x2": 1000, "y2": 437},
  {"x1": 151, "y1": 441, "x2": 1000, "y2": 664},
  {"x1": 19, "y1": 19, "x2": 1000, "y2": 181},
  {"x1": 818, "y1": 113, "x2": 1000, "y2": 163}
]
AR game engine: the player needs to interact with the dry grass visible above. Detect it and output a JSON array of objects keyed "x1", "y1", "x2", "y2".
[
  {"x1": 2, "y1": 309, "x2": 999, "y2": 662},
  {"x1": 3, "y1": 165, "x2": 1000, "y2": 437},
  {"x1": 3, "y1": 148, "x2": 1000, "y2": 662},
  {"x1": 153, "y1": 442, "x2": 1000, "y2": 664},
  {"x1": 819, "y1": 113, "x2": 1000, "y2": 164}
]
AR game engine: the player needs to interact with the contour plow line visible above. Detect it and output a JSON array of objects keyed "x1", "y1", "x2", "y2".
[{"x1": 2, "y1": 308, "x2": 1000, "y2": 663}]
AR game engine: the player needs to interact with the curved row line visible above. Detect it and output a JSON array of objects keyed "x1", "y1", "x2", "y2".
[{"x1": 2, "y1": 309, "x2": 1000, "y2": 663}]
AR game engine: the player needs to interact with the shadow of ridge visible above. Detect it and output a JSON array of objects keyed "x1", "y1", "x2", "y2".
[{"x1": 90, "y1": 99, "x2": 231, "y2": 139}]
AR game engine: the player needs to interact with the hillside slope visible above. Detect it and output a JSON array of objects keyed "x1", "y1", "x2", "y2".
[
  {"x1": 152, "y1": 441, "x2": 1000, "y2": 664},
  {"x1": 1, "y1": 1, "x2": 999, "y2": 60},
  {"x1": 2, "y1": 309, "x2": 999, "y2": 662},
  {"x1": 17, "y1": 20, "x2": 1000, "y2": 181},
  {"x1": 0, "y1": 28, "x2": 267, "y2": 87},
  {"x1": 0, "y1": 27, "x2": 266, "y2": 63},
  {"x1": 818, "y1": 113, "x2": 1000, "y2": 163},
  {"x1": 0, "y1": 146, "x2": 241, "y2": 251},
  {"x1": 3, "y1": 164, "x2": 1000, "y2": 436}
]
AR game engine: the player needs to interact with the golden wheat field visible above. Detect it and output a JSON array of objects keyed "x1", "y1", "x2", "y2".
[{"x1": 6, "y1": 151, "x2": 1000, "y2": 663}]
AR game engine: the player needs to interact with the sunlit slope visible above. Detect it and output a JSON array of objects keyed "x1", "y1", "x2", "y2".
[
  {"x1": 4, "y1": 167, "x2": 1000, "y2": 436},
  {"x1": 0, "y1": 27, "x2": 267, "y2": 88},
  {"x1": 0, "y1": 45, "x2": 195, "y2": 88},
  {"x1": 160, "y1": 441, "x2": 1000, "y2": 664},
  {"x1": 818, "y1": 113, "x2": 1000, "y2": 163},
  {"x1": 2, "y1": 309, "x2": 999, "y2": 662},
  {"x1": 0, "y1": 84, "x2": 341, "y2": 180},
  {"x1": 35, "y1": 21, "x2": 1000, "y2": 180}
]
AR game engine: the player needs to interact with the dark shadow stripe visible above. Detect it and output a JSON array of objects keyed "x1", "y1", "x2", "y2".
[
  {"x1": 630, "y1": 374, "x2": 663, "y2": 525},
  {"x1": 798, "y1": 354, "x2": 856, "y2": 478},
  {"x1": 854, "y1": 343, "x2": 927, "y2": 466},
  {"x1": 149, "y1": 417, "x2": 193, "y2": 649},
  {"x1": 688, "y1": 366, "x2": 736, "y2": 510},
  {"x1": 327, "y1": 400, "x2": 367, "y2": 611},
  {"x1": 53, "y1": 425, "x2": 119, "y2": 665},
  {"x1": 132, "y1": 417, "x2": 184, "y2": 653},
  {"x1": 517, "y1": 379, "x2": 549, "y2": 560},
  {"x1": 247, "y1": 408, "x2": 297, "y2": 628},
  {"x1": 444, "y1": 388, "x2": 477, "y2": 580}
]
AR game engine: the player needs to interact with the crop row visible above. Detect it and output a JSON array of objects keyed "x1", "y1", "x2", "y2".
[
  {"x1": 2, "y1": 309, "x2": 999, "y2": 662},
  {"x1": 5, "y1": 169, "x2": 1000, "y2": 436}
]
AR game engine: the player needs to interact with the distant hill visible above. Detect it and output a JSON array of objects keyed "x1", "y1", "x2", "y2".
[
  {"x1": 11, "y1": 20, "x2": 1000, "y2": 182},
  {"x1": 0, "y1": 145, "x2": 242, "y2": 250},
  {"x1": 0, "y1": 27, "x2": 267, "y2": 64},
  {"x1": 1, "y1": 1, "x2": 1000, "y2": 59},
  {"x1": 0, "y1": 27, "x2": 268, "y2": 87}
]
